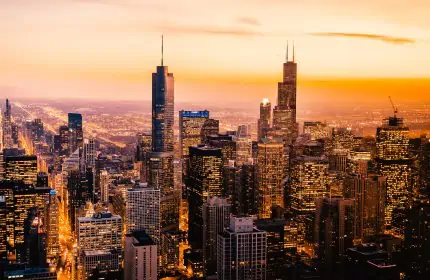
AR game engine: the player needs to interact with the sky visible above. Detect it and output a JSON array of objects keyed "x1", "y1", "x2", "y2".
[{"x1": 1, "y1": 0, "x2": 430, "y2": 106}]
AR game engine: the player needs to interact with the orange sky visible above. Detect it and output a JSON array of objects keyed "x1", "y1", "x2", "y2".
[{"x1": 1, "y1": 0, "x2": 430, "y2": 104}]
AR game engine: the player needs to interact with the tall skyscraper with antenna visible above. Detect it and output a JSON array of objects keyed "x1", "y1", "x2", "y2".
[
  {"x1": 152, "y1": 35, "x2": 174, "y2": 153},
  {"x1": 2, "y1": 98, "x2": 13, "y2": 149},
  {"x1": 271, "y1": 42, "x2": 298, "y2": 144}
]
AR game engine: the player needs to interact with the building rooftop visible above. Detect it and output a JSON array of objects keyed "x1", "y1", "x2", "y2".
[{"x1": 127, "y1": 230, "x2": 156, "y2": 246}]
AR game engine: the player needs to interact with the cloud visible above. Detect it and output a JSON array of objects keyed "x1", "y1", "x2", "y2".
[
  {"x1": 309, "y1": 32, "x2": 415, "y2": 44},
  {"x1": 237, "y1": 17, "x2": 261, "y2": 26},
  {"x1": 155, "y1": 24, "x2": 264, "y2": 37}
]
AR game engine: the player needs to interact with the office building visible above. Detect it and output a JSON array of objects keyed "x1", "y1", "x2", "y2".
[
  {"x1": 217, "y1": 216, "x2": 267, "y2": 280},
  {"x1": 59, "y1": 125, "x2": 69, "y2": 156},
  {"x1": 2, "y1": 99, "x2": 13, "y2": 149},
  {"x1": 99, "y1": 169, "x2": 109, "y2": 203},
  {"x1": 46, "y1": 189, "x2": 59, "y2": 259},
  {"x1": 344, "y1": 174, "x2": 386, "y2": 241},
  {"x1": 124, "y1": 231, "x2": 157, "y2": 280},
  {"x1": 376, "y1": 116, "x2": 411, "y2": 237},
  {"x1": 77, "y1": 212, "x2": 122, "y2": 251},
  {"x1": 202, "y1": 196, "x2": 231, "y2": 276},
  {"x1": 207, "y1": 134, "x2": 237, "y2": 166},
  {"x1": 303, "y1": 121, "x2": 329, "y2": 140},
  {"x1": 271, "y1": 44, "x2": 298, "y2": 144},
  {"x1": 3, "y1": 267, "x2": 57, "y2": 280},
  {"x1": 187, "y1": 146, "x2": 223, "y2": 250},
  {"x1": 135, "y1": 133, "x2": 152, "y2": 182},
  {"x1": 160, "y1": 230, "x2": 187, "y2": 272},
  {"x1": 83, "y1": 138, "x2": 96, "y2": 170},
  {"x1": 80, "y1": 249, "x2": 121, "y2": 280},
  {"x1": 258, "y1": 98, "x2": 271, "y2": 140},
  {"x1": 68, "y1": 113, "x2": 83, "y2": 154},
  {"x1": 200, "y1": 118, "x2": 219, "y2": 144},
  {"x1": 5, "y1": 156, "x2": 37, "y2": 185},
  {"x1": 257, "y1": 138, "x2": 285, "y2": 218},
  {"x1": 179, "y1": 110, "x2": 210, "y2": 158},
  {"x1": 126, "y1": 183, "x2": 160, "y2": 245},
  {"x1": 314, "y1": 197, "x2": 355, "y2": 272}
]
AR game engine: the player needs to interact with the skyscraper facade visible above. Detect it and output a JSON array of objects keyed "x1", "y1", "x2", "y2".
[
  {"x1": 5, "y1": 156, "x2": 38, "y2": 185},
  {"x1": 68, "y1": 113, "x2": 83, "y2": 154},
  {"x1": 124, "y1": 231, "x2": 158, "y2": 280},
  {"x1": 217, "y1": 216, "x2": 267, "y2": 280},
  {"x1": 179, "y1": 110, "x2": 209, "y2": 158},
  {"x1": 152, "y1": 46, "x2": 174, "y2": 153},
  {"x1": 271, "y1": 45, "x2": 298, "y2": 144},
  {"x1": 187, "y1": 146, "x2": 223, "y2": 250},
  {"x1": 126, "y1": 184, "x2": 161, "y2": 244},
  {"x1": 258, "y1": 98, "x2": 271, "y2": 141},
  {"x1": 83, "y1": 138, "x2": 95, "y2": 170},
  {"x1": 202, "y1": 196, "x2": 231, "y2": 276},
  {"x1": 376, "y1": 116, "x2": 411, "y2": 236},
  {"x1": 257, "y1": 138, "x2": 285, "y2": 218},
  {"x1": 2, "y1": 99, "x2": 13, "y2": 149}
]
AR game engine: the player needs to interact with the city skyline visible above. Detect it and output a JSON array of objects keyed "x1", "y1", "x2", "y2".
[{"x1": 1, "y1": 0, "x2": 430, "y2": 104}]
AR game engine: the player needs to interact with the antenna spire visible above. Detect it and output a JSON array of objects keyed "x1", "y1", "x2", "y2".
[
  {"x1": 286, "y1": 41, "x2": 289, "y2": 62},
  {"x1": 293, "y1": 41, "x2": 295, "y2": 62},
  {"x1": 161, "y1": 34, "x2": 164, "y2": 66}
]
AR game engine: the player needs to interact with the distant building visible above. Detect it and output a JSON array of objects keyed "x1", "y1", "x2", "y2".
[
  {"x1": 200, "y1": 118, "x2": 219, "y2": 144},
  {"x1": 217, "y1": 216, "x2": 267, "y2": 280},
  {"x1": 83, "y1": 138, "x2": 96, "y2": 169},
  {"x1": 68, "y1": 113, "x2": 83, "y2": 154},
  {"x1": 258, "y1": 99, "x2": 271, "y2": 141},
  {"x1": 124, "y1": 231, "x2": 158, "y2": 280},
  {"x1": 303, "y1": 121, "x2": 329, "y2": 140}
]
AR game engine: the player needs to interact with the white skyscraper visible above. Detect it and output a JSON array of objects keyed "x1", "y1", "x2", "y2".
[
  {"x1": 217, "y1": 216, "x2": 267, "y2": 280},
  {"x1": 203, "y1": 196, "x2": 231, "y2": 276},
  {"x1": 126, "y1": 183, "x2": 161, "y2": 244},
  {"x1": 83, "y1": 138, "x2": 96, "y2": 169},
  {"x1": 100, "y1": 169, "x2": 109, "y2": 203}
]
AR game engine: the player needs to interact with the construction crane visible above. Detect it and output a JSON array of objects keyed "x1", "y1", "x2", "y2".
[{"x1": 388, "y1": 96, "x2": 398, "y2": 117}]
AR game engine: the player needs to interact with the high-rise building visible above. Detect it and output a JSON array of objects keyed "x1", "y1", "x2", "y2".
[
  {"x1": 207, "y1": 134, "x2": 237, "y2": 166},
  {"x1": 24, "y1": 207, "x2": 47, "y2": 266},
  {"x1": 135, "y1": 133, "x2": 152, "y2": 182},
  {"x1": 30, "y1": 119, "x2": 44, "y2": 142},
  {"x1": 200, "y1": 118, "x2": 220, "y2": 144},
  {"x1": 2, "y1": 99, "x2": 13, "y2": 149},
  {"x1": 77, "y1": 212, "x2": 122, "y2": 251},
  {"x1": 179, "y1": 110, "x2": 210, "y2": 158},
  {"x1": 79, "y1": 249, "x2": 121, "y2": 280},
  {"x1": 152, "y1": 37, "x2": 174, "y2": 153},
  {"x1": 187, "y1": 146, "x2": 223, "y2": 250},
  {"x1": 59, "y1": 125, "x2": 69, "y2": 156},
  {"x1": 5, "y1": 156, "x2": 38, "y2": 185},
  {"x1": 160, "y1": 230, "x2": 187, "y2": 273},
  {"x1": 271, "y1": 44, "x2": 298, "y2": 144},
  {"x1": 288, "y1": 152, "x2": 329, "y2": 248},
  {"x1": 147, "y1": 152, "x2": 179, "y2": 232},
  {"x1": 83, "y1": 138, "x2": 95, "y2": 170},
  {"x1": 257, "y1": 138, "x2": 285, "y2": 218},
  {"x1": 376, "y1": 116, "x2": 411, "y2": 236},
  {"x1": 3, "y1": 267, "x2": 57, "y2": 280},
  {"x1": 348, "y1": 148, "x2": 372, "y2": 176},
  {"x1": 99, "y1": 169, "x2": 109, "y2": 203},
  {"x1": 126, "y1": 183, "x2": 160, "y2": 245},
  {"x1": 344, "y1": 174, "x2": 386, "y2": 242},
  {"x1": 202, "y1": 197, "x2": 231, "y2": 276},
  {"x1": 258, "y1": 98, "x2": 271, "y2": 141},
  {"x1": 314, "y1": 197, "x2": 355, "y2": 273},
  {"x1": 46, "y1": 189, "x2": 59, "y2": 259},
  {"x1": 237, "y1": 159, "x2": 258, "y2": 216},
  {"x1": 234, "y1": 136, "x2": 252, "y2": 166},
  {"x1": 68, "y1": 113, "x2": 83, "y2": 154},
  {"x1": 124, "y1": 231, "x2": 158, "y2": 280},
  {"x1": 329, "y1": 148, "x2": 349, "y2": 173},
  {"x1": 217, "y1": 216, "x2": 267, "y2": 280}
]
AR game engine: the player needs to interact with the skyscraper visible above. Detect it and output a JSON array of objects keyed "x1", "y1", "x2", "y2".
[
  {"x1": 68, "y1": 113, "x2": 83, "y2": 154},
  {"x1": 202, "y1": 196, "x2": 231, "y2": 276},
  {"x1": 2, "y1": 99, "x2": 13, "y2": 149},
  {"x1": 124, "y1": 231, "x2": 158, "y2": 280},
  {"x1": 200, "y1": 118, "x2": 220, "y2": 144},
  {"x1": 187, "y1": 146, "x2": 223, "y2": 250},
  {"x1": 59, "y1": 125, "x2": 69, "y2": 156},
  {"x1": 99, "y1": 169, "x2": 109, "y2": 203},
  {"x1": 344, "y1": 174, "x2": 386, "y2": 242},
  {"x1": 152, "y1": 36, "x2": 174, "y2": 153},
  {"x1": 376, "y1": 115, "x2": 411, "y2": 236},
  {"x1": 258, "y1": 98, "x2": 271, "y2": 141},
  {"x1": 83, "y1": 138, "x2": 96, "y2": 170},
  {"x1": 271, "y1": 44, "x2": 298, "y2": 144},
  {"x1": 126, "y1": 183, "x2": 161, "y2": 245},
  {"x1": 5, "y1": 155, "x2": 38, "y2": 185},
  {"x1": 217, "y1": 216, "x2": 267, "y2": 280},
  {"x1": 257, "y1": 138, "x2": 285, "y2": 218},
  {"x1": 179, "y1": 110, "x2": 210, "y2": 158}
]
